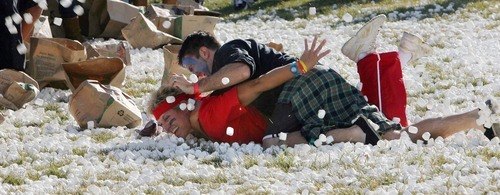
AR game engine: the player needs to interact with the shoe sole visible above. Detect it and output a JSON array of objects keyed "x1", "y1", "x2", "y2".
[{"x1": 341, "y1": 15, "x2": 387, "y2": 62}]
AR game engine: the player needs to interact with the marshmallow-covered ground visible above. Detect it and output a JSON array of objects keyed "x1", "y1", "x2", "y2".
[{"x1": 1, "y1": 4, "x2": 499, "y2": 194}]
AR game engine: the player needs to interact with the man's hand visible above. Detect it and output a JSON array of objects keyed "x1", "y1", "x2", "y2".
[
  {"x1": 299, "y1": 36, "x2": 331, "y2": 70},
  {"x1": 168, "y1": 74, "x2": 195, "y2": 94}
]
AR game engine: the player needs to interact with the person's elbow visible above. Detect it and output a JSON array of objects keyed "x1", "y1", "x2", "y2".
[{"x1": 235, "y1": 63, "x2": 251, "y2": 81}]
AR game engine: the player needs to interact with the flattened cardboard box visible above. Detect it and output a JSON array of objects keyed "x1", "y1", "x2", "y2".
[
  {"x1": 69, "y1": 80, "x2": 142, "y2": 129},
  {"x1": 62, "y1": 57, "x2": 126, "y2": 92},
  {"x1": 0, "y1": 69, "x2": 40, "y2": 110}
]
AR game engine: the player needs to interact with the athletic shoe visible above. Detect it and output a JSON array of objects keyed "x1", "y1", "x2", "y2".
[
  {"x1": 398, "y1": 32, "x2": 433, "y2": 64},
  {"x1": 484, "y1": 99, "x2": 500, "y2": 139},
  {"x1": 341, "y1": 14, "x2": 386, "y2": 62},
  {"x1": 354, "y1": 115, "x2": 382, "y2": 145}
]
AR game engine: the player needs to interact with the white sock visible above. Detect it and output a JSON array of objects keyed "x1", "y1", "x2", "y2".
[{"x1": 398, "y1": 48, "x2": 412, "y2": 67}]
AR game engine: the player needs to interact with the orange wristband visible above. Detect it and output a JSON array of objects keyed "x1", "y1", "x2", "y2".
[
  {"x1": 296, "y1": 60, "x2": 305, "y2": 74},
  {"x1": 298, "y1": 60, "x2": 308, "y2": 73},
  {"x1": 193, "y1": 83, "x2": 200, "y2": 94}
]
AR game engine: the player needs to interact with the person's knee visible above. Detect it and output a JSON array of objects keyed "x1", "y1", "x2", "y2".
[
  {"x1": 262, "y1": 137, "x2": 280, "y2": 149},
  {"x1": 382, "y1": 130, "x2": 401, "y2": 140}
]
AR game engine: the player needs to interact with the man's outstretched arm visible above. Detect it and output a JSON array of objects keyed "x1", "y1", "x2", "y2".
[
  {"x1": 198, "y1": 62, "x2": 250, "y2": 92},
  {"x1": 169, "y1": 62, "x2": 251, "y2": 94},
  {"x1": 238, "y1": 37, "x2": 330, "y2": 106}
]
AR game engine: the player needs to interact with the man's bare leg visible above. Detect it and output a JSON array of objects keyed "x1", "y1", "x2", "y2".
[
  {"x1": 383, "y1": 109, "x2": 483, "y2": 142},
  {"x1": 262, "y1": 125, "x2": 366, "y2": 148}
]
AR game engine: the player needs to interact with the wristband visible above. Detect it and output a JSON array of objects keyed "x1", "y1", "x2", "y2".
[
  {"x1": 296, "y1": 60, "x2": 305, "y2": 73},
  {"x1": 290, "y1": 61, "x2": 300, "y2": 76},
  {"x1": 193, "y1": 83, "x2": 200, "y2": 94},
  {"x1": 298, "y1": 60, "x2": 308, "y2": 73}
]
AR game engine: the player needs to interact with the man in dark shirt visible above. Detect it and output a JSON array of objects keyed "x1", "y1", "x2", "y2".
[
  {"x1": 0, "y1": 0, "x2": 42, "y2": 71},
  {"x1": 171, "y1": 31, "x2": 296, "y2": 118}
]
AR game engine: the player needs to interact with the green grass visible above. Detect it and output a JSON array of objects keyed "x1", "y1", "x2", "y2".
[
  {"x1": 204, "y1": 0, "x2": 495, "y2": 22},
  {"x1": 266, "y1": 150, "x2": 298, "y2": 172},
  {"x1": 72, "y1": 148, "x2": 88, "y2": 156},
  {"x1": 359, "y1": 171, "x2": 398, "y2": 190},
  {"x1": 200, "y1": 155, "x2": 224, "y2": 167},
  {"x1": 243, "y1": 155, "x2": 259, "y2": 169},
  {"x1": 90, "y1": 132, "x2": 116, "y2": 143},
  {"x1": 2, "y1": 173, "x2": 25, "y2": 185}
]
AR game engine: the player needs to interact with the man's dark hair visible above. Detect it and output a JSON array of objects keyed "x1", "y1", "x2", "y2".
[{"x1": 178, "y1": 31, "x2": 221, "y2": 64}]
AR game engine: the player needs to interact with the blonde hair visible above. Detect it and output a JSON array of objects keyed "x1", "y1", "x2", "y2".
[{"x1": 146, "y1": 86, "x2": 184, "y2": 115}]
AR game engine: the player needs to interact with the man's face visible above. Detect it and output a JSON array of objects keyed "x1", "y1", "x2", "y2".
[
  {"x1": 181, "y1": 56, "x2": 210, "y2": 78},
  {"x1": 157, "y1": 108, "x2": 191, "y2": 138}
]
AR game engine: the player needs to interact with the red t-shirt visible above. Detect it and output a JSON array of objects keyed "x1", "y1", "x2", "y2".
[{"x1": 198, "y1": 87, "x2": 268, "y2": 144}]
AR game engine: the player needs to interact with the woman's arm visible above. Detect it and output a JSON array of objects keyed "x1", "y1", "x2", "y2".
[{"x1": 237, "y1": 37, "x2": 331, "y2": 106}]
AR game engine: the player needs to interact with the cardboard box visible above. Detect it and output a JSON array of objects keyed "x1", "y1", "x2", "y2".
[
  {"x1": 62, "y1": 57, "x2": 126, "y2": 92},
  {"x1": 69, "y1": 80, "x2": 142, "y2": 129},
  {"x1": 173, "y1": 15, "x2": 219, "y2": 39}
]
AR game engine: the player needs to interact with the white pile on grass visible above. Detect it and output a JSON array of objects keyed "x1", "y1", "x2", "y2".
[{"x1": 1, "y1": 5, "x2": 499, "y2": 194}]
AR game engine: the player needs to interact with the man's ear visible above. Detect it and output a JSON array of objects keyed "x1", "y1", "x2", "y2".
[{"x1": 199, "y1": 46, "x2": 210, "y2": 60}]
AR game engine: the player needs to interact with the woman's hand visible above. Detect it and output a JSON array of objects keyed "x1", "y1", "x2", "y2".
[{"x1": 299, "y1": 36, "x2": 331, "y2": 70}]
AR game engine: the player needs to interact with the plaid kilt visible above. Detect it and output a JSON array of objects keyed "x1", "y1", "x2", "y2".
[{"x1": 277, "y1": 66, "x2": 402, "y2": 142}]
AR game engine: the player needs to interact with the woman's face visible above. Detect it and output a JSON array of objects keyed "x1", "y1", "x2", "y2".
[{"x1": 157, "y1": 108, "x2": 191, "y2": 138}]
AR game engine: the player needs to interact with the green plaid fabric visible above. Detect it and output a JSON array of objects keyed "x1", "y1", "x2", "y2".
[{"x1": 278, "y1": 66, "x2": 402, "y2": 142}]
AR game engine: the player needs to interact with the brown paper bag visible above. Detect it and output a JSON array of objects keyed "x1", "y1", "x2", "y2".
[
  {"x1": 161, "y1": 45, "x2": 192, "y2": 86},
  {"x1": 27, "y1": 38, "x2": 87, "y2": 88},
  {"x1": 173, "y1": 15, "x2": 219, "y2": 40},
  {"x1": 0, "y1": 69, "x2": 40, "y2": 110},
  {"x1": 25, "y1": 16, "x2": 54, "y2": 61},
  {"x1": 107, "y1": 0, "x2": 141, "y2": 24},
  {"x1": 98, "y1": 0, "x2": 141, "y2": 39},
  {"x1": 99, "y1": 20, "x2": 128, "y2": 39},
  {"x1": 69, "y1": 80, "x2": 142, "y2": 129},
  {"x1": 146, "y1": 4, "x2": 195, "y2": 18},
  {"x1": 62, "y1": 57, "x2": 126, "y2": 92},
  {"x1": 122, "y1": 13, "x2": 183, "y2": 49},
  {"x1": 83, "y1": 43, "x2": 101, "y2": 59},
  {"x1": 32, "y1": 16, "x2": 53, "y2": 38},
  {"x1": 92, "y1": 41, "x2": 132, "y2": 66},
  {"x1": 145, "y1": 4, "x2": 194, "y2": 35}
]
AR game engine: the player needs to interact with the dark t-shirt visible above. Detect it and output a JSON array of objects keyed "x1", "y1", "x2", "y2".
[{"x1": 211, "y1": 39, "x2": 296, "y2": 117}]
